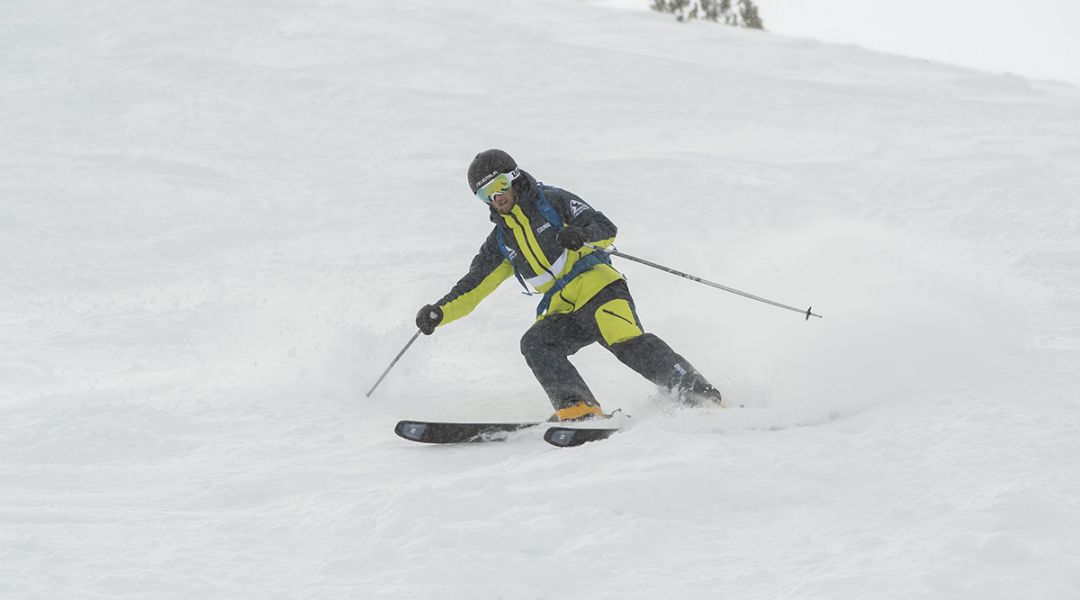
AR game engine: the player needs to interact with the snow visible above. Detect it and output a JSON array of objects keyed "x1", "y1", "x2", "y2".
[{"x1": 3, "y1": 0, "x2": 1079, "y2": 597}]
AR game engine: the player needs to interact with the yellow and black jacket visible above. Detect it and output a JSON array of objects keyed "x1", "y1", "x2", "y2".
[{"x1": 436, "y1": 172, "x2": 622, "y2": 327}]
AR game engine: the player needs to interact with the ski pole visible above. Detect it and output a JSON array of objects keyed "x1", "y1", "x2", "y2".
[
  {"x1": 365, "y1": 329, "x2": 423, "y2": 397},
  {"x1": 585, "y1": 243, "x2": 823, "y2": 320}
]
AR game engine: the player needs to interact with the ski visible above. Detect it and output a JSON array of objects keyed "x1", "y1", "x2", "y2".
[
  {"x1": 394, "y1": 420, "x2": 543, "y2": 444},
  {"x1": 544, "y1": 426, "x2": 623, "y2": 447},
  {"x1": 395, "y1": 411, "x2": 629, "y2": 445}
]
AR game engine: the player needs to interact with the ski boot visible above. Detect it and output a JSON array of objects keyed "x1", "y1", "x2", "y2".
[
  {"x1": 549, "y1": 398, "x2": 606, "y2": 422},
  {"x1": 682, "y1": 384, "x2": 726, "y2": 408}
]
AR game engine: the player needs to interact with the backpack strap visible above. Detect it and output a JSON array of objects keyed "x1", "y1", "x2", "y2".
[
  {"x1": 534, "y1": 251, "x2": 612, "y2": 317},
  {"x1": 534, "y1": 184, "x2": 564, "y2": 230}
]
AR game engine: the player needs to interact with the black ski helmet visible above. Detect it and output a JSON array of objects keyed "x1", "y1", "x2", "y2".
[{"x1": 467, "y1": 149, "x2": 517, "y2": 193}]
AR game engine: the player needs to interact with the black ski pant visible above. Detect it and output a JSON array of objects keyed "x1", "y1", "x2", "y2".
[{"x1": 520, "y1": 280, "x2": 717, "y2": 410}]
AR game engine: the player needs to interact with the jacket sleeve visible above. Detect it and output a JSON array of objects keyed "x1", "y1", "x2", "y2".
[
  {"x1": 547, "y1": 187, "x2": 618, "y2": 248},
  {"x1": 435, "y1": 229, "x2": 514, "y2": 326}
]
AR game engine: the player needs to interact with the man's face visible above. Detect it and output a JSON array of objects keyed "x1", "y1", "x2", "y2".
[
  {"x1": 475, "y1": 170, "x2": 520, "y2": 214},
  {"x1": 492, "y1": 187, "x2": 516, "y2": 215}
]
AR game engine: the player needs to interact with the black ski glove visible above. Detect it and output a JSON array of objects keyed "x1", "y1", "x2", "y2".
[
  {"x1": 415, "y1": 304, "x2": 444, "y2": 335},
  {"x1": 555, "y1": 226, "x2": 587, "y2": 251}
]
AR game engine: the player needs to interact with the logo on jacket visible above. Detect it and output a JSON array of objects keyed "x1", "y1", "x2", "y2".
[
  {"x1": 536, "y1": 222, "x2": 552, "y2": 234},
  {"x1": 569, "y1": 198, "x2": 590, "y2": 217}
]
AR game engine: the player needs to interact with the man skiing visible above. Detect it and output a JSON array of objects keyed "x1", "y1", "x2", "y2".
[{"x1": 415, "y1": 149, "x2": 723, "y2": 421}]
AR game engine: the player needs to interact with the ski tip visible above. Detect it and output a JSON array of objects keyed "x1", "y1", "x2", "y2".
[
  {"x1": 544, "y1": 426, "x2": 621, "y2": 448},
  {"x1": 394, "y1": 420, "x2": 428, "y2": 442},
  {"x1": 544, "y1": 427, "x2": 579, "y2": 448}
]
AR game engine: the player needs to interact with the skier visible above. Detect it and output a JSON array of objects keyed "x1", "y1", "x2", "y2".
[{"x1": 415, "y1": 149, "x2": 724, "y2": 421}]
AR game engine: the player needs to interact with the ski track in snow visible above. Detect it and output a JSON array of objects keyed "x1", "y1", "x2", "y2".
[{"x1": 3, "y1": 0, "x2": 1080, "y2": 598}]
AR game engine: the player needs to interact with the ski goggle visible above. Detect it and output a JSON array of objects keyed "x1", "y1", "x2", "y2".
[{"x1": 475, "y1": 170, "x2": 520, "y2": 205}]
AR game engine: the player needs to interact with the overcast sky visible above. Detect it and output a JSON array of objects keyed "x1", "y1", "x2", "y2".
[
  {"x1": 761, "y1": 0, "x2": 1080, "y2": 85},
  {"x1": 600, "y1": 0, "x2": 1080, "y2": 86}
]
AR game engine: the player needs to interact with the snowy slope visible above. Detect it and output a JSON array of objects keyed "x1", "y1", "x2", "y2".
[{"x1": 3, "y1": 0, "x2": 1079, "y2": 598}]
